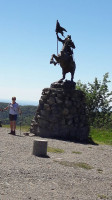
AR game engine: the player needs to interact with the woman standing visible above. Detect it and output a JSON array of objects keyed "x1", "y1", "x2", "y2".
[{"x1": 2, "y1": 97, "x2": 21, "y2": 135}]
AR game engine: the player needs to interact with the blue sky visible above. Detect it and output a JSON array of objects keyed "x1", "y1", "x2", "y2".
[{"x1": 0, "y1": 0, "x2": 112, "y2": 104}]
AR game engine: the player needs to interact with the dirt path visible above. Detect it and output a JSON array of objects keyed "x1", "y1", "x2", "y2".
[{"x1": 0, "y1": 128, "x2": 112, "y2": 200}]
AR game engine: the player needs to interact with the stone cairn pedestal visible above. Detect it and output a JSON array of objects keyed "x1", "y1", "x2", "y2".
[{"x1": 30, "y1": 81, "x2": 89, "y2": 142}]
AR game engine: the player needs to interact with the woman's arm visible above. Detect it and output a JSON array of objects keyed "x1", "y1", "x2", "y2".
[
  {"x1": 3, "y1": 106, "x2": 9, "y2": 111},
  {"x1": 0, "y1": 106, "x2": 8, "y2": 112}
]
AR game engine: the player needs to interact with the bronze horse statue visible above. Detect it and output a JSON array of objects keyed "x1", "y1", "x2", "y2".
[{"x1": 50, "y1": 35, "x2": 76, "y2": 82}]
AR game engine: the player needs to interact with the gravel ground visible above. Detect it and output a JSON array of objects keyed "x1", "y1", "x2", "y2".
[{"x1": 0, "y1": 128, "x2": 112, "y2": 200}]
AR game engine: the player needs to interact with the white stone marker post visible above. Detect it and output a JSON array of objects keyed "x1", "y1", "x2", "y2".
[{"x1": 33, "y1": 139, "x2": 48, "y2": 157}]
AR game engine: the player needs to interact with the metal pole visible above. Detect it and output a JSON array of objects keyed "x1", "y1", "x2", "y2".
[
  {"x1": 19, "y1": 114, "x2": 22, "y2": 136},
  {"x1": 57, "y1": 35, "x2": 58, "y2": 55},
  {"x1": 20, "y1": 121, "x2": 21, "y2": 136}
]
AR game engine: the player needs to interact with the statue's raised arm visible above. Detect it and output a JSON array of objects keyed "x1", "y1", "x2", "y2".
[{"x1": 57, "y1": 34, "x2": 65, "y2": 44}]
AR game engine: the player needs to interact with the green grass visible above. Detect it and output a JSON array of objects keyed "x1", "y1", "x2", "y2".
[
  {"x1": 97, "y1": 168, "x2": 103, "y2": 173},
  {"x1": 72, "y1": 151, "x2": 82, "y2": 154},
  {"x1": 47, "y1": 146, "x2": 64, "y2": 153},
  {"x1": 97, "y1": 194, "x2": 108, "y2": 199},
  {"x1": 90, "y1": 127, "x2": 112, "y2": 145},
  {"x1": 3, "y1": 124, "x2": 30, "y2": 132},
  {"x1": 55, "y1": 160, "x2": 93, "y2": 170}
]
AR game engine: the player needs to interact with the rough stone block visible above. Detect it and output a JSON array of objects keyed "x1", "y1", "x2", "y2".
[{"x1": 32, "y1": 139, "x2": 48, "y2": 157}]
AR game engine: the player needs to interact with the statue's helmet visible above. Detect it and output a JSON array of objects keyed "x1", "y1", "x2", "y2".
[{"x1": 67, "y1": 35, "x2": 71, "y2": 39}]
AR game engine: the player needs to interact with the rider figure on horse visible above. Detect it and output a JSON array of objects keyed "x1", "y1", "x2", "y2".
[
  {"x1": 50, "y1": 21, "x2": 76, "y2": 82},
  {"x1": 57, "y1": 34, "x2": 75, "y2": 58}
]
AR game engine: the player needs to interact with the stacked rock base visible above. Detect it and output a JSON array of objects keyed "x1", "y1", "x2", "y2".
[{"x1": 30, "y1": 81, "x2": 89, "y2": 142}]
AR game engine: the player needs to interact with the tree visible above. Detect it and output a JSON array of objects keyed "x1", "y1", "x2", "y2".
[{"x1": 76, "y1": 73, "x2": 112, "y2": 128}]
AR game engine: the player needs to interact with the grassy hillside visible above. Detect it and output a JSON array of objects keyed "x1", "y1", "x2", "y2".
[{"x1": 0, "y1": 102, "x2": 37, "y2": 126}]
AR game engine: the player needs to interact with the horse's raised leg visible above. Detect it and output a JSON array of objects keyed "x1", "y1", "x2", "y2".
[
  {"x1": 50, "y1": 54, "x2": 58, "y2": 65},
  {"x1": 50, "y1": 54, "x2": 54, "y2": 64}
]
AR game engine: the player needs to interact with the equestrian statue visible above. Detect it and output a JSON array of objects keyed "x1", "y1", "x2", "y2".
[{"x1": 50, "y1": 20, "x2": 76, "y2": 82}]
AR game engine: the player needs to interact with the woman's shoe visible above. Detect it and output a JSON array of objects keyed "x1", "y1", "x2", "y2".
[
  {"x1": 12, "y1": 130, "x2": 15, "y2": 135},
  {"x1": 8, "y1": 130, "x2": 15, "y2": 135}
]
